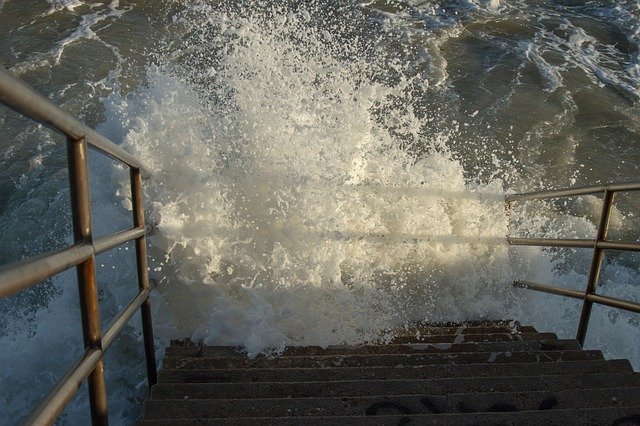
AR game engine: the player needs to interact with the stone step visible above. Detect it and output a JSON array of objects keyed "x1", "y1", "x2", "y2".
[
  {"x1": 157, "y1": 359, "x2": 632, "y2": 383},
  {"x1": 162, "y1": 349, "x2": 603, "y2": 370},
  {"x1": 148, "y1": 372, "x2": 640, "y2": 402},
  {"x1": 390, "y1": 324, "x2": 539, "y2": 336},
  {"x1": 166, "y1": 327, "x2": 542, "y2": 352},
  {"x1": 164, "y1": 339, "x2": 580, "y2": 361},
  {"x1": 385, "y1": 332, "x2": 557, "y2": 344},
  {"x1": 167, "y1": 334, "x2": 557, "y2": 358},
  {"x1": 404, "y1": 320, "x2": 534, "y2": 329},
  {"x1": 166, "y1": 323, "x2": 539, "y2": 350},
  {"x1": 143, "y1": 386, "x2": 640, "y2": 418},
  {"x1": 136, "y1": 406, "x2": 640, "y2": 425}
]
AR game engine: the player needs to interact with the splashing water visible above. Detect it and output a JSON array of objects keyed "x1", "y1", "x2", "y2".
[
  {"x1": 1, "y1": 0, "x2": 640, "y2": 424},
  {"x1": 107, "y1": 3, "x2": 515, "y2": 355}
]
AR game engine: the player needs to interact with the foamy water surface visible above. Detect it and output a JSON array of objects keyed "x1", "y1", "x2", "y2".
[{"x1": 1, "y1": 0, "x2": 639, "y2": 423}]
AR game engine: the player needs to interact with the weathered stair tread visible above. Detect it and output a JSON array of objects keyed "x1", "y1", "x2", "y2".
[
  {"x1": 386, "y1": 332, "x2": 557, "y2": 344},
  {"x1": 169, "y1": 328, "x2": 542, "y2": 350},
  {"x1": 149, "y1": 373, "x2": 640, "y2": 401},
  {"x1": 136, "y1": 406, "x2": 640, "y2": 425},
  {"x1": 162, "y1": 349, "x2": 603, "y2": 369},
  {"x1": 390, "y1": 324, "x2": 539, "y2": 335},
  {"x1": 166, "y1": 324, "x2": 538, "y2": 349},
  {"x1": 138, "y1": 322, "x2": 640, "y2": 424},
  {"x1": 157, "y1": 359, "x2": 633, "y2": 383},
  {"x1": 142, "y1": 387, "x2": 640, "y2": 418},
  {"x1": 167, "y1": 333, "x2": 557, "y2": 357},
  {"x1": 164, "y1": 339, "x2": 581, "y2": 360},
  {"x1": 395, "y1": 320, "x2": 536, "y2": 330}
]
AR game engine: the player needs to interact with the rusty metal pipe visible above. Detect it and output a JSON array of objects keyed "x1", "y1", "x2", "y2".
[
  {"x1": 507, "y1": 238, "x2": 640, "y2": 252},
  {"x1": 0, "y1": 67, "x2": 145, "y2": 173},
  {"x1": 586, "y1": 293, "x2": 640, "y2": 314},
  {"x1": 23, "y1": 349, "x2": 103, "y2": 426},
  {"x1": 514, "y1": 281, "x2": 640, "y2": 313},
  {"x1": 102, "y1": 289, "x2": 150, "y2": 349},
  {"x1": 0, "y1": 227, "x2": 150, "y2": 300},
  {"x1": 0, "y1": 244, "x2": 93, "y2": 298},
  {"x1": 0, "y1": 71, "x2": 159, "y2": 425},
  {"x1": 507, "y1": 237, "x2": 595, "y2": 249},
  {"x1": 93, "y1": 226, "x2": 149, "y2": 255},
  {"x1": 130, "y1": 168, "x2": 158, "y2": 387},
  {"x1": 506, "y1": 181, "x2": 640, "y2": 202},
  {"x1": 596, "y1": 240, "x2": 640, "y2": 252},
  {"x1": 67, "y1": 136, "x2": 108, "y2": 425},
  {"x1": 513, "y1": 281, "x2": 585, "y2": 300},
  {"x1": 576, "y1": 190, "x2": 616, "y2": 346}
]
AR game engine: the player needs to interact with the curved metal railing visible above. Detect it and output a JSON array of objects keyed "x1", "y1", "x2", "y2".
[
  {"x1": 0, "y1": 67, "x2": 156, "y2": 425},
  {"x1": 507, "y1": 182, "x2": 640, "y2": 346}
]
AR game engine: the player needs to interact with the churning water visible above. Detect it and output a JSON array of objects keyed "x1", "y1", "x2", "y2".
[{"x1": 1, "y1": 0, "x2": 640, "y2": 423}]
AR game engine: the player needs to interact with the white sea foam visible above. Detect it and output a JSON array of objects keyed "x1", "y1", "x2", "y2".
[
  {"x1": 105, "y1": 0, "x2": 640, "y2": 366},
  {"x1": 1, "y1": 1, "x2": 640, "y2": 425},
  {"x1": 104, "y1": 0, "x2": 640, "y2": 365},
  {"x1": 106, "y1": 5, "x2": 516, "y2": 353},
  {"x1": 533, "y1": 20, "x2": 640, "y2": 100},
  {"x1": 47, "y1": 0, "x2": 83, "y2": 12},
  {"x1": 12, "y1": 1, "x2": 129, "y2": 75}
]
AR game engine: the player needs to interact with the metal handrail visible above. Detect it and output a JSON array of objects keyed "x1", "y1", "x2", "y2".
[
  {"x1": 0, "y1": 226, "x2": 148, "y2": 299},
  {"x1": 0, "y1": 67, "x2": 156, "y2": 425},
  {"x1": 506, "y1": 181, "x2": 640, "y2": 202},
  {"x1": 0, "y1": 68, "x2": 146, "y2": 174},
  {"x1": 507, "y1": 181, "x2": 640, "y2": 346}
]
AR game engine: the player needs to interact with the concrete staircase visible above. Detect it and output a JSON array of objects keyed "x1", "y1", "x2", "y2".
[{"x1": 136, "y1": 321, "x2": 640, "y2": 425}]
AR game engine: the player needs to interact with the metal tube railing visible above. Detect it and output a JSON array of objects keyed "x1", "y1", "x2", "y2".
[
  {"x1": 587, "y1": 293, "x2": 640, "y2": 314},
  {"x1": 514, "y1": 280, "x2": 586, "y2": 300},
  {"x1": 514, "y1": 281, "x2": 640, "y2": 314},
  {"x1": 0, "y1": 227, "x2": 149, "y2": 299},
  {"x1": 24, "y1": 349, "x2": 104, "y2": 426},
  {"x1": 67, "y1": 135, "x2": 108, "y2": 424},
  {"x1": 507, "y1": 182, "x2": 640, "y2": 346},
  {"x1": 131, "y1": 168, "x2": 158, "y2": 387},
  {"x1": 0, "y1": 67, "x2": 145, "y2": 173},
  {"x1": 507, "y1": 237, "x2": 595, "y2": 249},
  {"x1": 575, "y1": 190, "x2": 615, "y2": 344},
  {"x1": 0, "y1": 67, "x2": 157, "y2": 425},
  {"x1": 508, "y1": 237, "x2": 640, "y2": 252},
  {"x1": 506, "y1": 181, "x2": 640, "y2": 202},
  {"x1": 93, "y1": 226, "x2": 149, "y2": 254},
  {"x1": 0, "y1": 244, "x2": 94, "y2": 298},
  {"x1": 102, "y1": 288, "x2": 152, "y2": 350},
  {"x1": 26, "y1": 285, "x2": 153, "y2": 425}
]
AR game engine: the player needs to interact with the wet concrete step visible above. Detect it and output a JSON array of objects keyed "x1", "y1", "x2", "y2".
[
  {"x1": 389, "y1": 324, "x2": 538, "y2": 336},
  {"x1": 142, "y1": 386, "x2": 640, "y2": 418},
  {"x1": 167, "y1": 333, "x2": 557, "y2": 356},
  {"x1": 165, "y1": 324, "x2": 539, "y2": 349},
  {"x1": 162, "y1": 349, "x2": 604, "y2": 370},
  {"x1": 385, "y1": 332, "x2": 556, "y2": 344},
  {"x1": 403, "y1": 320, "x2": 534, "y2": 329},
  {"x1": 136, "y1": 406, "x2": 640, "y2": 425},
  {"x1": 148, "y1": 372, "x2": 640, "y2": 401},
  {"x1": 139, "y1": 322, "x2": 640, "y2": 424},
  {"x1": 164, "y1": 339, "x2": 580, "y2": 360},
  {"x1": 157, "y1": 359, "x2": 632, "y2": 383}
]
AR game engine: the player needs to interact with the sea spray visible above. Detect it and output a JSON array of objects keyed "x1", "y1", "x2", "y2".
[
  {"x1": 1, "y1": 1, "x2": 640, "y2": 424},
  {"x1": 107, "y1": 2, "x2": 517, "y2": 355}
]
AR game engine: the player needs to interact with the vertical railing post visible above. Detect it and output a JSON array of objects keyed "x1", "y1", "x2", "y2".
[
  {"x1": 130, "y1": 168, "x2": 158, "y2": 387},
  {"x1": 67, "y1": 136, "x2": 108, "y2": 425},
  {"x1": 576, "y1": 189, "x2": 615, "y2": 346}
]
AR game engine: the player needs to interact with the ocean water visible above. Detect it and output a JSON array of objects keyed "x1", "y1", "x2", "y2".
[{"x1": 1, "y1": 0, "x2": 639, "y2": 423}]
